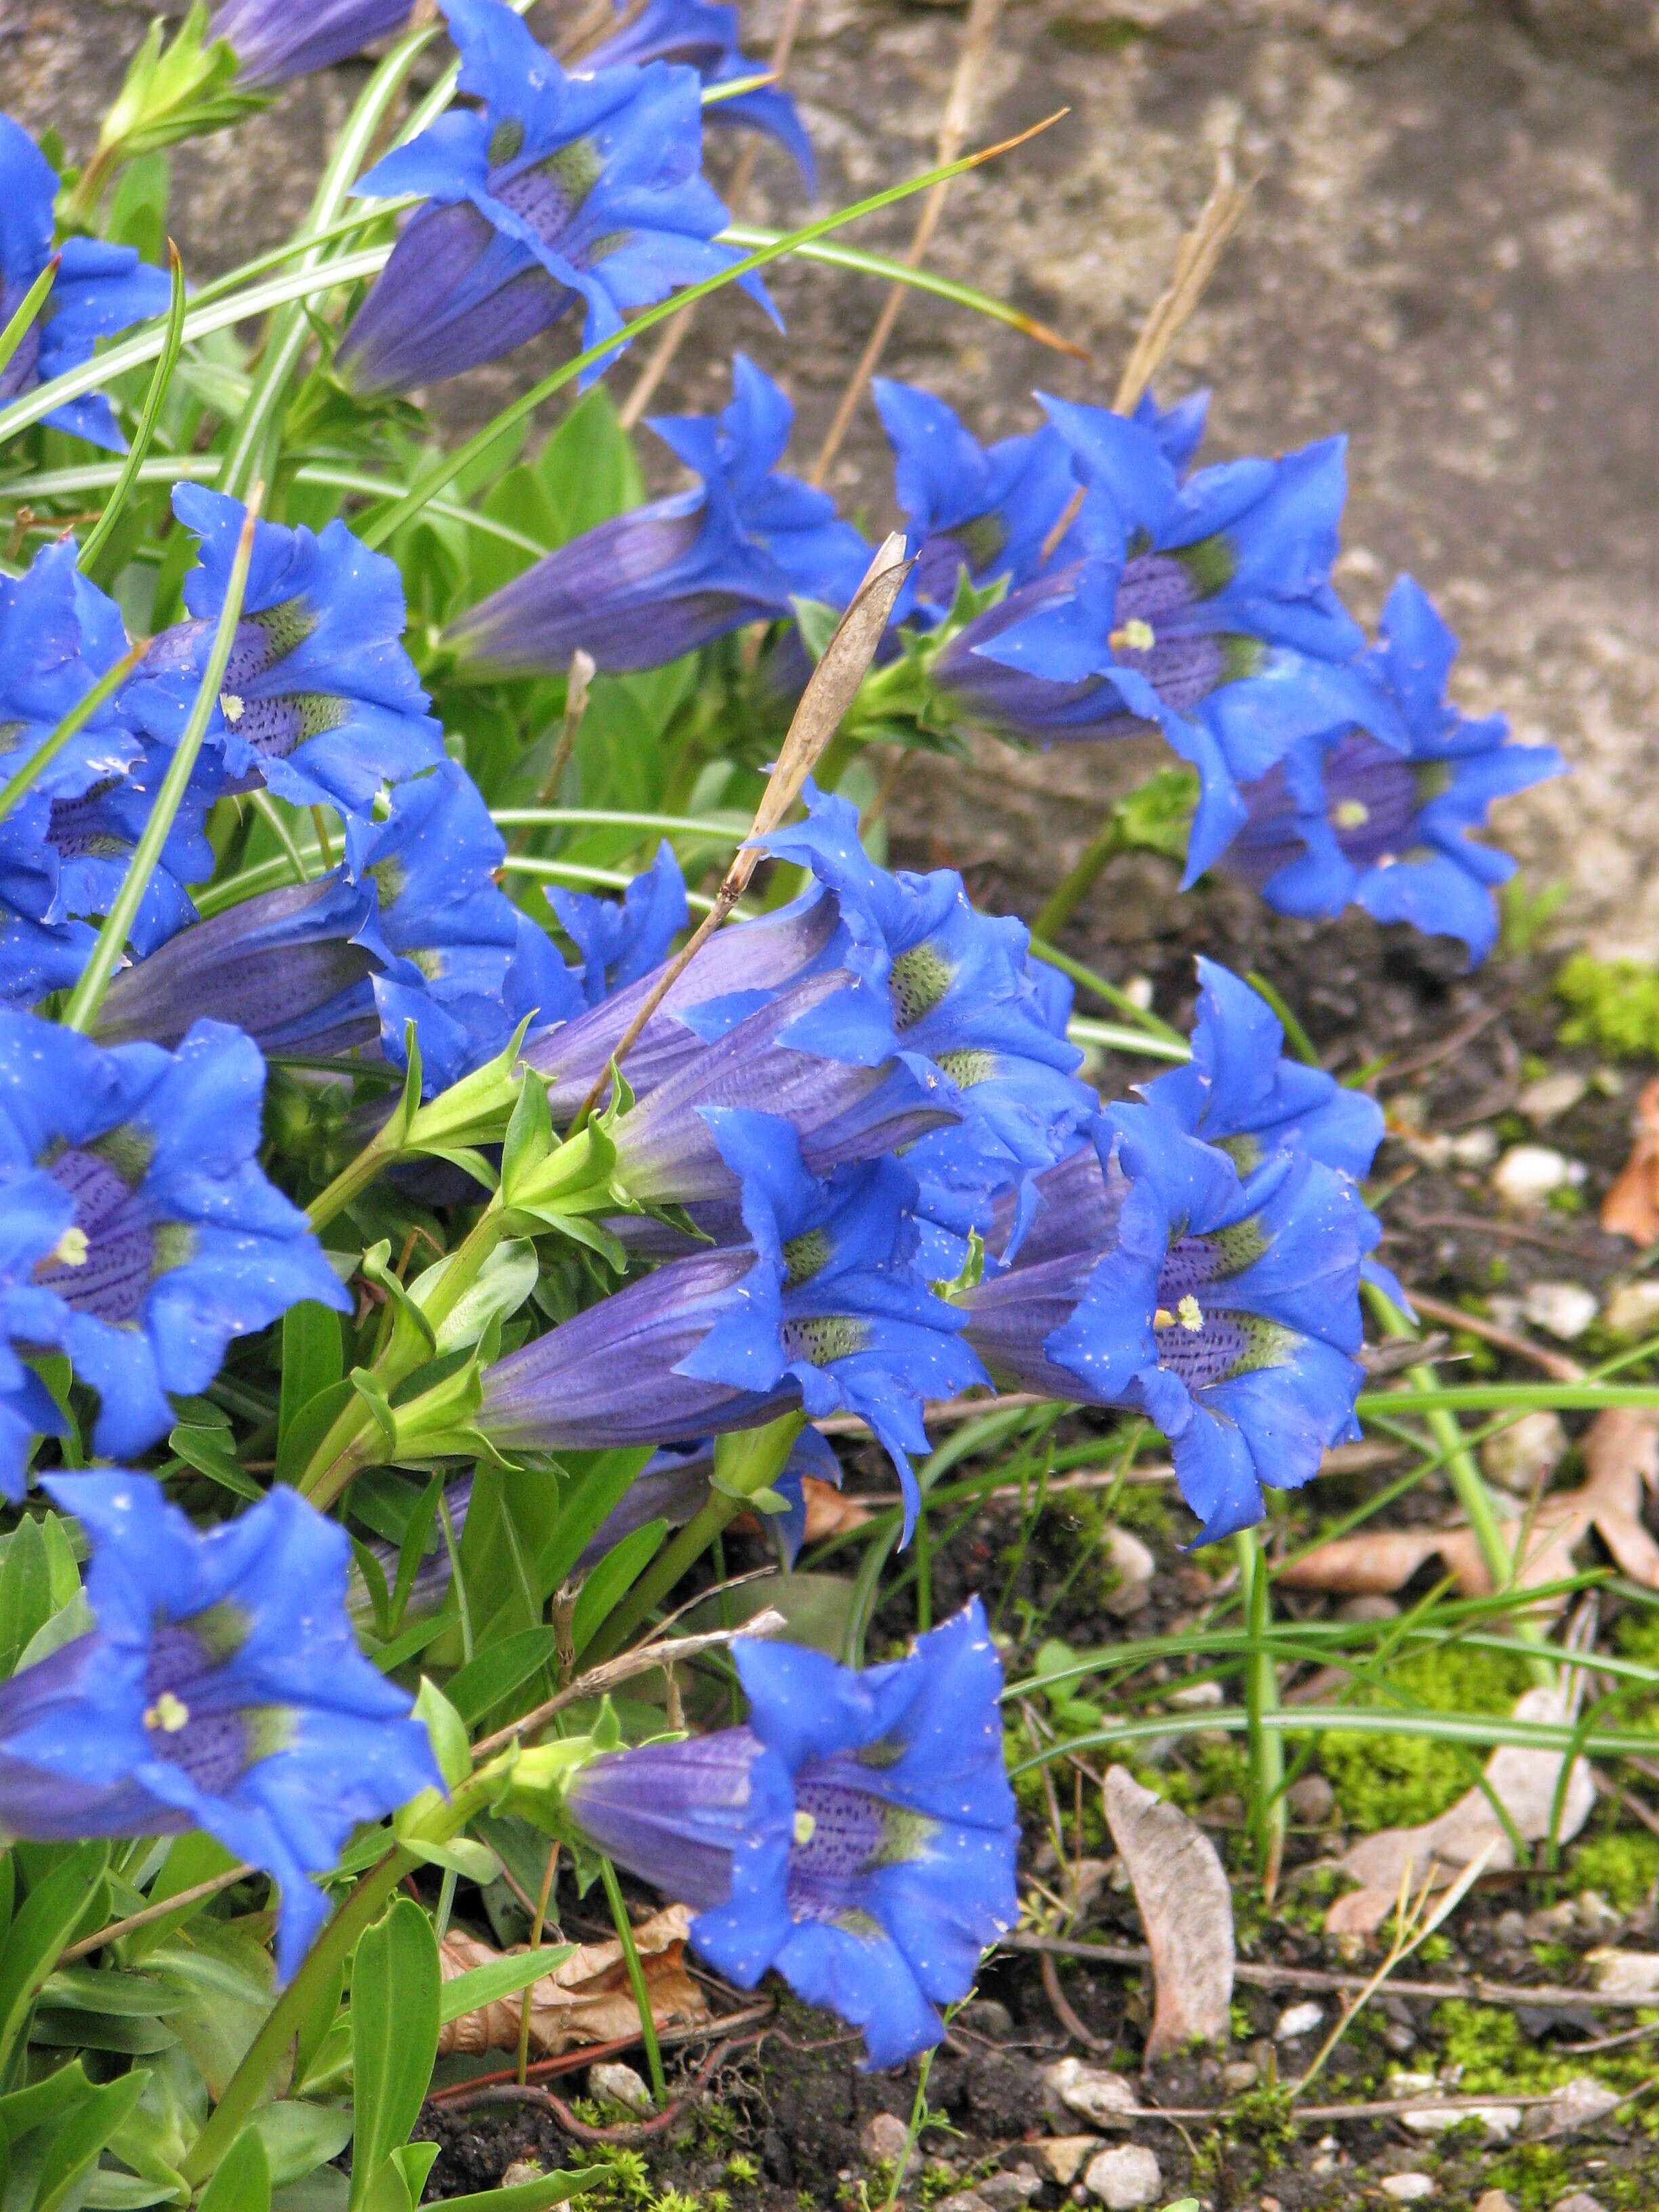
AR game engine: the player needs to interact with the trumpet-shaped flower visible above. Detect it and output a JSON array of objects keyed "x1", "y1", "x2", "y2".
[
  {"x1": 479, "y1": 1110, "x2": 983, "y2": 1532},
  {"x1": 1225, "y1": 576, "x2": 1566, "y2": 965},
  {"x1": 1, "y1": 1472, "x2": 438, "y2": 1978},
  {"x1": 132, "y1": 486, "x2": 442, "y2": 819},
  {"x1": 566, "y1": 1598, "x2": 1017, "y2": 2067},
  {"x1": 209, "y1": 0, "x2": 413, "y2": 86},
  {"x1": 548, "y1": 841, "x2": 689, "y2": 1008},
  {"x1": 447, "y1": 359, "x2": 869, "y2": 676},
  {"x1": 0, "y1": 1014, "x2": 348, "y2": 1483},
  {"x1": 0, "y1": 541, "x2": 143, "y2": 802},
  {"x1": 583, "y1": 0, "x2": 814, "y2": 182},
  {"x1": 0, "y1": 116, "x2": 171, "y2": 451},
  {"x1": 947, "y1": 403, "x2": 1404, "y2": 880},
  {"x1": 338, "y1": 0, "x2": 758, "y2": 396}
]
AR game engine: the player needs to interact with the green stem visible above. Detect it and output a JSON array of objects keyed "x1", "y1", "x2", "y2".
[
  {"x1": 1032, "y1": 819, "x2": 1124, "y2": 941},
  {"x1": 77, "y1": 244, "x2": 186, "y2": 583},
  {"x1": 1244, "y1": 969, "x2": 1319, "y2": 1066},
  {"x1": 1235, "y1": 1528, "x2": 1286, "y2": 1899},
  {"x1": 0, "y1": 639, "x2": 150, "y2": 827},
  {"x1": 62, "y1": 495, "x2": 262, "y2": 1033},
  {"x1": 304, "y1": 1128, "x2": 401, "y2": 1235},
  {"x1": 178, "y1": 1847, "x2": 413, "y2": 2187},
  {"x1": 0, "y1": 258, "x2": 60, "y2": 387},
  {"x1": 1027, "y1": 934, "x2": 1186, "y2": 1045},
  {"x1": 599, "y1": 1858, "x2": 665, "y2": 2109},
  {"x1": 1355, "y1": 1382, "x2": 1659, "y2": 1416}
]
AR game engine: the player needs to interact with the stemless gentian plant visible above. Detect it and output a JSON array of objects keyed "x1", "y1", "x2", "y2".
[
  {"x1": 208, "y1": 0, "x2": 413, "y2": 87},
  {"x1": 0, "y1": 1472, "x2": 438, "y2": 1978},
  {"x1": 938, "y1": 399, "x2": 1406, "y2": 880},
  {"x1": 336, "y1": 0, "x2": 760, "y2": 395},
  {"x1": 567, "y1": 1598, "x2": 1019, "y2": 2068},
  {"x1": 0, "y1": 115, "x2": 171, "y2": 449},
  {"x1": 446, "y1": 357, "x2": 870, "y2": 676},
  {"x1": 132, "y1": 486, "x2": 443, "y2": 820},
  {"x1": 1225, "y1": 573, "x2": 1566, "y2": 964},
  {"x1": 0, "y1": 1013, "x2": 348, "y2": 1483}
]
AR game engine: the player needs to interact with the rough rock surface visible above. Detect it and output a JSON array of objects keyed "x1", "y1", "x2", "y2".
[{"x1": 6, "y1": 0, "x2": 1656, "y2": 942}]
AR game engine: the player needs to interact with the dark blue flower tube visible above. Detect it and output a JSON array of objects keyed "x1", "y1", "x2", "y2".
[
  {"x1": 566, "y1": 1598, "x2": 1017, "y2": 2068},
  {"x1": 131, "y1": 485, "x2": 443, "y2": 822},
  {"x1": 582, "y1": 0, "x2": 815, "y2": 182},
  {"x1": 0, "y1": 1472, "x2": 438, "y2": 1979},
  {"x1": 0, "y1": 116, "x2": 171, "y2": 450},
  {"x1": 1225, "y1": 575, "x2": 1565, "y2": 966},
  {"x1": 447, "y1": 358, "x2": 869, "y2": 677},
  {"x1": 337, "y1": 0, "x2": 763, "y2": 396},
  {"x1": 0, "y1": 1012, "x2": 349, "y2": 1483},
  {"x1": 209, "y1": 0, "x2": 413, "y2": 87}
]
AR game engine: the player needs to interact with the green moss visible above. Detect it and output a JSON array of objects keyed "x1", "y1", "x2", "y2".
[
  {"x1": 1319, "y1": 1641, "x2": 1532, "y2": 1832},
  {"x1": 1555, "y1": 952, "x2": 1659, "y2": 1061},
  {"x1": 1571, "y1": 1827, "x2": 1659, "y2": 1910}
]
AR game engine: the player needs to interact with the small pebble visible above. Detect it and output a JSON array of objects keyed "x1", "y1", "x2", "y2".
[
  {"x1": 588, "y1": 2061, "x2": 653, "y2": 2118},
  {"x1": 1520, "y1": 1071, "x2": 1587, "y2": 1124},
  {"x1": 1102, "y1": 1526, "x2": 1155, "y2": 1616},
  {"x1": 500, "y1": 2163, "x2": 545, "y2": 2188},
  {"x1": 1576, "y1": 1888, "x2": 1621, "y2": 1933},
  {"x1": 1492, "y1": 1144, "x2": 1584, "y2": 1208},
  {"x1": 1168, "y1": 1679, "x2": 1224, "y2": 1708},
  {"x1": 861, "y1": 2112, "x2": 912, "y2": 2167},
  {"x1": 1587, "y1": 1947, "x2": 1659, "y2": 1998},
  {"x1": 1037, "y1": 2137, "x2": 1097, "y2": 2186},
  {"x1": 1473, "y1": 2195, "x2": 1518, "y2": 2212},
  {"x1": 1450, "y1": 1126, "x2": 1500, "y2": 1168},
  {"x1": 934, "y1": 2192, "x2": 993, "y2": 2212},
  {"x1": 977, "y1": 2165, "x2": 1043, "y2": 2211},
  {"x1": 957, "y1": 1996, "x2": 1014, "y2": 2042},
  {"x1": 1043, "y1": 2056, "x2": 1138, "y2": 2130},
  {"x1": 1521, "y1": 1279, "x2": 1599, "y2": 1342},
  {"x1": 1081, "y1": 2143, "x2": 1162, "y2": 2209},
  {"x1": 1221, "y1": 2060, "x2": 1260, "y2": 2093},
  {"x1": 1286, "y1": 1772, "x2": 1334, "y2": 1824},
  {"x1": 1480, "y1": 1408, "x2": 1567, "y2": 1489},
  {"x1": 1401, "y1": 2102, "x2": 1521, "y2": 2140},
  {"x1": 1273, "y1": 2000, "x2": 1324, "y2": 2041},
  {"x1": 1525, "y1": 2074, "x2": 1622, "y2": 2138},
  {"x1": 1603, "y1": 1279, "x2": 1659, "y2": 1338},
  {"x1": 1380, "y1": 2179, "x2": 1436, "y2": 2204},
  {"x1": 1551, "y1": 2196, "x2": 1608, "y2": 2212},
  {"x1": 1338, "y1": 1593, "x2": 1400, "y2": 1622}
]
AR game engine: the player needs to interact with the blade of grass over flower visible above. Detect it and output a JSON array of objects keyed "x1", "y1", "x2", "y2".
[
  {"x1": 359, "y1": 115, "x2": 1069, "y2": 552},
  {"x1": 491, "y1": 808, "x2": 745, "y2": 839},
  {"x1": 1067, "y1": 1013, "x2": 1189, "y2": 1061},
  {"x1": 598, "y1": 1858, "x2": 666, "y2": 2108},
  {"x1": 0, "y1": 256, "x2": 59, "y2": 385},
  {"x1": 79, "y1": 243, "x2": 186, "y2": 584},
  {"x1": 722, "y1": 226, "x2": 1087, "y2": 356},
  {"x1": 1356, "y1": 1382, "x2": 1659, "y2": 1416},
  {"x1": 0, "y1": 636, "x2": 150, "y2": 827},
  {"x1": 1010, "y1": 1703, "x2": 1659, "y2": 1771},
  {"x1": 62, "y1": 489, "x2": 264, "y2": 1031},
  {"x1": 1029, "y1": 935, "x2": 1187, "y2": 1044},
  {"x1": 500, "y1": 856, "x2": 722, "y2": 914}
]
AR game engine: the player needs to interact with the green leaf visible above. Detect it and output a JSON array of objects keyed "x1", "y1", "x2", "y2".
[
  {"x1": 280, "y1": 1305, "x2": 346, "y2": 1453},
  {"x1": 0, "y1": 1519, "x2": 55, "y2": 1673},
  {"x1": 537, "y1": 1449, "x2": 652, "y2": 1593},
  {"x1": 536, "y1": 387, "x2": 642, "y2": 541},
  {"x1": 274, "y1": 1380, "x2": 356, "y2": 1490},
  {"x1": 435, "y1": 1944, "x2": 573, "y2": 2028},
  {"x1": 430, "y1": 1239, "x2": 538, "y2": 1356},
  {"x1": 167, "y1": 1418, "x2": 264, "y2": 1503},
  {"x1": 348, "y1": 1899, "x2": 440, "y2": 2210},
  {"x1": 197, "y1": 2125, "x2": 270, "y2": 2212},
  {"x1": 348, "y1": 1366, "x2": 398, "y2": 1451},
  {"x1": 0, "y1": 1844, "x2": 110, "y2": 2081},
  {"x1": 39, "y1": 1965, "x2": 190, "y2": 2016},
  {"x1": 396, "y1": 1834, "x2": 501, "y2": 1885},
  {"x1": 250, "y1": 2104, "x2": 353, "y2": 2191},
  {"x1": 291, "y1": 1957, "x2": 346, "y2": 2099},
  {"x1": 445, "y1": 1626, "x2": 564, "y2": 1728},
  {"x1": 119, "y1": 1832, "x2": 239, "y2": 1964},
  {"x1": 438, "y1": 2168, "x2": 604, "y2": 2211},
  {"x1": 410, "y1": 1677, "x2": 470, "y2": 1788},
  {"x1": 29, "y1": 2064, "x2": 149, "y2": 2212},
  {"x1": 500, "y1": 1072, "x2": 553, "y2": 1204},
  {"x1": 571, "y1": 1521, "x2": 668, "y2": 1657}
]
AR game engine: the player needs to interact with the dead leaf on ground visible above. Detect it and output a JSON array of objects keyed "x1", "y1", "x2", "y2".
[
  {"x1": 1325, "y1": 1685, "x2": 1597, "y2": 1937},
  {"x1": 1281, "y1": 1408, "x2": 1659, "y2": 1611},
  {"x1": 1102, "y1": 1764, "x2": 1234, "y2": 2058},
  {"x1": 436, "y1": 1904, "x2": 709, "y2": 2056},
  {"x1": 1603, "y1": 1078, "x2": 1659, "y2": 1242}
]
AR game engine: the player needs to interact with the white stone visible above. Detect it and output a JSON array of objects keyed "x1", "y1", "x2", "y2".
[
  {"x1": 501, "y1": 2164, "x2": 546, "y2": 2189},
  {"x1": 1388, "y1": 2072, "x2": 1439, "y2": 2097},
  {"x1": 1221, "y1": 2060, "x2": 1260, "y2": 2093},
  {"x1": 1525, "y1": 2074, "x2": 1622, "y2": 2138},
  {"x1": 1450, "y1": 1127, "x2": 1500, "y2": 1168},
  {"x1": 1168, "y1": 1679, "x2": 1224, "y2": 1708},
  {"x1": 1492, "y1": 1145, "x2": 1585, "y2": 1208},
  {"x1": 1587, "y1": 1948, "x2": 1659, "y2": 1999},
  {"x1": 1036, "y1": 2138, "x2": 1096, "y2": 2187},
  {"x1": 1043, "y1": 2056, "x2": 1139, "y2": 2130},
  {"x1": 1081, "y1": 2144, "x2": 1163, "y2": 2209},
  {"x1": 1273, "y1": 2000, "x2": 1325, "y2": 2040},
  {"x1": 1603, "y1": 1279, "x2": 1659, "y2": 1338},
  {"x1": 1102, "y1": 1527, "x2": 1155, "y2": 1616},
  {"x1": 588, "y1": 2062, "x2": 653, "y2": 2117},
  {"x1": 861, "y1": 2112, "x2": 912, "y2": 2166},
  {"x1": 977, "y1": 2167, "x2": 1043, "y2": 2211},
  {"x1": 1520, "y1": 1071, "x2": 1588, "y2": 1124},
  {"x1": 1480, "y1": 1408, "x2": 1568, "y2": 1490},
  {"x1": 1401, "y1": 2103, "x2": 1521, "y2": 2140},
  {"x1": 1521, "y1": 1279, "x2": 1599, "y2": 1341},
  {"x1": 1380, "y1": 2179, "x2": 1437, "y2": 2204}
]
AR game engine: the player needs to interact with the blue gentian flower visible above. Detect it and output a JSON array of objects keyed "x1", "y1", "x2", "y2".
[
  {"x1": 0, "y1": 541, "x2": 143, "y2": 802},
  {"x1": 480, "y1": 1110, "x2": 983, "y2": 1531},
  {"x1": 944, "y1": 403, "x2": 1405, "y2": 881},
  {"x1": 566, "y1": 1597, "x2": 1018, "y2": 2067},
  {"x1": 209, "y1": 0, "x2": 413, "y2": 86},
  {"x1": 96, "y1": 762, "x2": 581, "y2": 1090},
  {"x1": 446, "y1": 358, "x2": 869, "y2": 676},
  {"x1": 1225, "y1": 575, "x2": 1566, "y2": 966},
  {"x1": 337, "y1": 0, "x2": 760, "y2": 396},
  {"x1": 548, "y1": 841, "x2": 689, "y2": 1008},
  {"x1": 583, "y1": 0, "x2": 814, "y2": 183},
  {"x1": 873, "y1": 380, "x2": 1076, "y2": 618},
  {"x1": 0, "y1": 1013, "x2": 348, "y2": 1482},
  {"x1": 5, "y1": 1472, "x2": 438, "y2": 1978},
  {"x1": 132, "y1": 486, "x2": 443, "y2": 821},
  {"x1": 1132, "y1": 384, "x2": 1210, "y2": 476},
  {"x1": 0, "y1": 115, "x2": 171, "y2": 451}
]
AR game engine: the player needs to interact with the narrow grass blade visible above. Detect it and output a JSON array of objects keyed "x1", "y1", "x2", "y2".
[
  {"x1": 78, "y1": 241, "x2": 186, "y2": 583},
  {"x1": 0, "y1": 258, "x2": 59, "y2": 386},
  {"x1": 0, "y1": 638, "x2": 150, "y2": 827}
]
